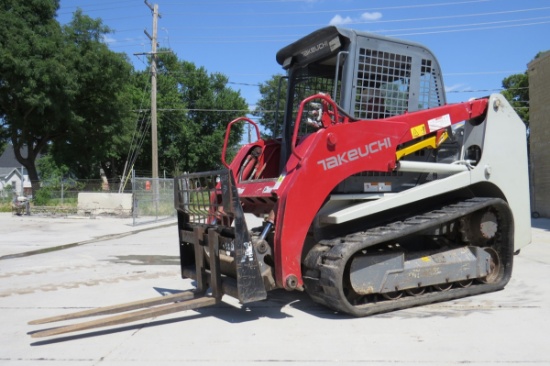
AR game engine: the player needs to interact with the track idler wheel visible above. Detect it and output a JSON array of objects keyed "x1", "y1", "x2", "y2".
[
  {"x1": 460, "y1": 209, "x2": 498, "y2": 245},
  {"x1": 479, "y1": 247, "x2": 501, "y2": 284}
]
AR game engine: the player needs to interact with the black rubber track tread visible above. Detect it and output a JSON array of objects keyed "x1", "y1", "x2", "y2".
[{"x1": 303, "y1": 197, "x2": 515, "y2": 317}]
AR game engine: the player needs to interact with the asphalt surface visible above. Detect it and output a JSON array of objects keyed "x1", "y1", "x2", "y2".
[{"x1": 1, "y1": 212, "x2": 549, "y2": 365}]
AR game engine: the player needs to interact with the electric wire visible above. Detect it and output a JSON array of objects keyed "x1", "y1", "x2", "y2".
[{"x1": 119, "y1": 75, "x2": 152, "y2": 192}]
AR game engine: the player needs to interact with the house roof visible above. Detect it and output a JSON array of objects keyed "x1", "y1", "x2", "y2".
[
  {"x1": 0, "y1": 145, "x2": 42, "y2": 168},
  {"x1": 0, "y1": 147, "x2": 21, "y2": 168},
  {"x1": 0, "y1": 167, "x2": 21, "y2": 180}
]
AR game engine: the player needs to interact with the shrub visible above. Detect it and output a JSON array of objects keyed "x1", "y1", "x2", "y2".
[{"x1": 34, "y1": 188, "x2": 53, "y2": 206}]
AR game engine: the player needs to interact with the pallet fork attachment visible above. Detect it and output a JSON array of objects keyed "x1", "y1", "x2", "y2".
[
  {"x1": 28, "y1": 292, "x2": 216, "y2": 339},
  {"x1": 29, "y1": 230, "x2": 222, "y2": 339},
  {"x1": 28, "y1": 170, "x2": 267, "y2": 339},
  {"x1": 175, "y1": 169, "x2": 268, "y2": 304}
]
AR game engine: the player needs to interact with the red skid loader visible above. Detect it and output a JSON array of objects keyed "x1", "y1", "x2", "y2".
[{"x1": 30, "y1": 26, "x2": 530, "y2": 338}]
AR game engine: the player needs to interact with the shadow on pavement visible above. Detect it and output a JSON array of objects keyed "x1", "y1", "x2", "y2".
[{"x1": 28, "y1": 288, "x2": 344, "y2": 345}]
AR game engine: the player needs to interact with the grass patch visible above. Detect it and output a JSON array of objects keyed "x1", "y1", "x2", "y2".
[{"x1": 0, "y1": 201, "x2": 12, "y2": 213}]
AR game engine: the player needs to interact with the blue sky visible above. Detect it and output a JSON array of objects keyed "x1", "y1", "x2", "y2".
[{"x1": 57, "y1": 0, "x2": 549, "y2": 110}]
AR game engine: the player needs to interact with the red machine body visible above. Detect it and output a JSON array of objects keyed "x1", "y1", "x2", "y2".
[{"x1": 223, "y1": 95, "x2": 490, "y2": 291}]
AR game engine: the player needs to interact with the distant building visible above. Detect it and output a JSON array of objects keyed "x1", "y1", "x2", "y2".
[
  {"x1": 0, "y1": 147, "x2": 31, "y2": 198},
  {"x1": 528, "y1": 51, "x2": 550, "y2": 217}
]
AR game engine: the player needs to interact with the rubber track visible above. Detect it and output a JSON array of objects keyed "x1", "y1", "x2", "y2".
[{"x1": 303, "y1": 197, "x2": 514, "y2": 317}]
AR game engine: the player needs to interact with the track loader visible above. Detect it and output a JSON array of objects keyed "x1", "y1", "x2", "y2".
[{"x1": 30, "y1": 26, "x2": 530, "y2": 338}]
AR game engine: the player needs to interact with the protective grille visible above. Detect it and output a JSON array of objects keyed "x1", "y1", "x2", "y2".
[
  {"x1": 419, "y1": 59, "x2": 442, "y2": 109},
  {"x1": 355, "y1": 48, "x2": 412, "y2": 119},
  {"x1": 174, "y1": 170, "x2": 233, "y2": 226}
]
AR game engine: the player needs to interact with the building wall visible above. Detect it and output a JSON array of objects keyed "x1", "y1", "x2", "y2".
[
  {"x1": 0, "y1": 170, "x2": 26, "y2": 198},
  {"x1": 528, "y1": 52, "x2": 550, "y2": 217}
]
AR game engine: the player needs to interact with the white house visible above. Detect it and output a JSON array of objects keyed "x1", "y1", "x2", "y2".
[
  {"x1": 0, "y1": 168, "x2": 32, "y2": 198},
  {"x1": 0, "y1": 148, "x2": 31, "y2": 198}
]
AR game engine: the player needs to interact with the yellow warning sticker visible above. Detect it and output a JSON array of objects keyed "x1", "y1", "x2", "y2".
[
  {"x1": 273, "y1": 173, "x2": 286, "y2": 190},
  {"x1": 411, "y1": 124, "x2": 427, "y2": 138}
]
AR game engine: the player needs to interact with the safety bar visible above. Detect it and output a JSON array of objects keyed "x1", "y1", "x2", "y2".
[
  {"x1": 222, "y1": 117, "x2": 262, "y2": 169},
  {"x1": 291, "y1": 93, "x2": 341, "y2": 161}
]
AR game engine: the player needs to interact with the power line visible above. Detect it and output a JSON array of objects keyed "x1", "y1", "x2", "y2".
[
  {"x1": 163, "y1": 0, "x2": 492, "y2": 16},
  {"x1": 391, "y1": 19, "x2": 550, "y2": 37},
  {"x1": 58, "y1": 0, "x2": 138, "y2": 13},
  {"x1": 447, "y1": 87, "x2": 529, "y2": 93},
  {"x1": 104, "y1": 17, "x2": 549, "y2": 47},
  {"x1": 378, "y1": 15, "x2": 550, "y2": 35},
  {"x1": 135, "y1": 108, "x2": 252, "y2": 113},
  {"x1": 160, "y1": 6, "x2": 550, "y2": 30},
  {"x1": 445, "y1": 71, "x2": 524, "y2": 76},
  {"x1": 60, "y1": 1, "x2": 550, "y2": 35}
]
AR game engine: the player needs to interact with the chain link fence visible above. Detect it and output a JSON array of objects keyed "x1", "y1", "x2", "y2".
[
  {"x1": 3, "y1": 179, "x2": 111, "y2": 216},
  {"x1": 4, "y1": 175, "x2": 177, "y2": 226},
  {"x1": 132, "y1": 177, "x2": 175, "y2": 226}
]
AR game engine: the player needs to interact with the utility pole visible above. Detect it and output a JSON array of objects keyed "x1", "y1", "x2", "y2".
[{"x1": 144, "y1": 1, "x2": 160, "y2": 207}]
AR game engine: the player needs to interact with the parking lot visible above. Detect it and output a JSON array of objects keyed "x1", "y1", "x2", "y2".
[{"x1": 1, "y1": 212, "x2": 549, "y2": 365}]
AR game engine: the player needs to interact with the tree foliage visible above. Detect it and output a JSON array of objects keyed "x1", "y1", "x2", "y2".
[
  {"x1": 0, "y1": 0, "x2": 68, "y2": 191},
  {"x1": 498, "y1": 51, "x2": 550, "y2": 131},
  {"x1": 501, "y1": 72, "x2": 529, "y2": 128},
  {"x1": 1, "y1": 1, "x2": 249, "y2": 188},
  {"x1": 0, "y1": 1, "x2": 133, "y2": 191},
  {"x1": 48, "y1": 10, "x2": 134, "y2": 180},
  {"x1": 130, "y1": 50, "x2": 248, "y2": 176},
  {"x1": 252, "y1": 75, "x2": 287, "y2": 138}
]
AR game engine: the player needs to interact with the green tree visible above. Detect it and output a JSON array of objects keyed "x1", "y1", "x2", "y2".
[
  {"x1": 252, "y1": 75, "x2": 287, "y2": 138},
  {"x1": 34, "y1": 153, "x2": 84, "y2": 205},
  {"x1": 0, "y1": 2, "x2": 133, "y2": 192},
  {"x1": 48, "y1": 10, "x2": 134, "y2": 180},
  {"x1": 500, "y1": 51, "x2": 550, "y2": 131},
  {"x1": 501, "y1": 72, "x2": 529, "y2": 128},
  {"x1": 130, "y1": 51, "x2": 248, "y2": 175},
  {"x1": 0, "y1": 0, "x2": 69, "y2": 193},
  {"x1": 36, "y1": 154, "x2": 69, "y2": 183}
]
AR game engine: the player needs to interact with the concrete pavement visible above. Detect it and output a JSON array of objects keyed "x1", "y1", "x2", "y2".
[
  {"x1": 0, "y1": 212, "x2": 549, "y2": 365},
  {"x1": 0, "y1": 212, "x2": 176, "y2": 259}
]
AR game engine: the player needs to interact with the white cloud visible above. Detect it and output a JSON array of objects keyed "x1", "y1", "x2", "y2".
[
  {"x1": 360, "y1": 12, "x2": 382, "y2": 21},
  {"x1": 444, "y1": 83, "x2": 466, "y2": 92},
  {"x1": 329, "y1": 14, "x2": 353, "y2": 26},
  {"x1": 102, "y1": 35, "x2": 116, "y2": 44},
  {"x1": 329, "y1": 12, "x2": 382, "y2": 26}
]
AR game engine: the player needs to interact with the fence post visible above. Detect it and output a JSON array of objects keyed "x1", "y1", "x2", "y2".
[{"x1": 132, "y1": 169, "x2": 136, "y2": 226}]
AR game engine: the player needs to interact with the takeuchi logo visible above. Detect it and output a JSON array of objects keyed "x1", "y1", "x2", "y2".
[
  {"x1": 301, "y1": 41, "x2": 329, "y2": 58},
  {"x1": 317, "y1": 137, "x2": 392, "y2": 171}
]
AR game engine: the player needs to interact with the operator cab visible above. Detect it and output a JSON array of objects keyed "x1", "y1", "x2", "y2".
[{"x1": 275, "y1": 26, "x2": 446, "y2": 171}]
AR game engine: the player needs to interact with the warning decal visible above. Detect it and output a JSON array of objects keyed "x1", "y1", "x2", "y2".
[
  {"x1": 428, "y1": 114, "x2": 452, "y2": 132},
  {"x1": 410, "y1": 124, "x2": 427, "y2": 138}
]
